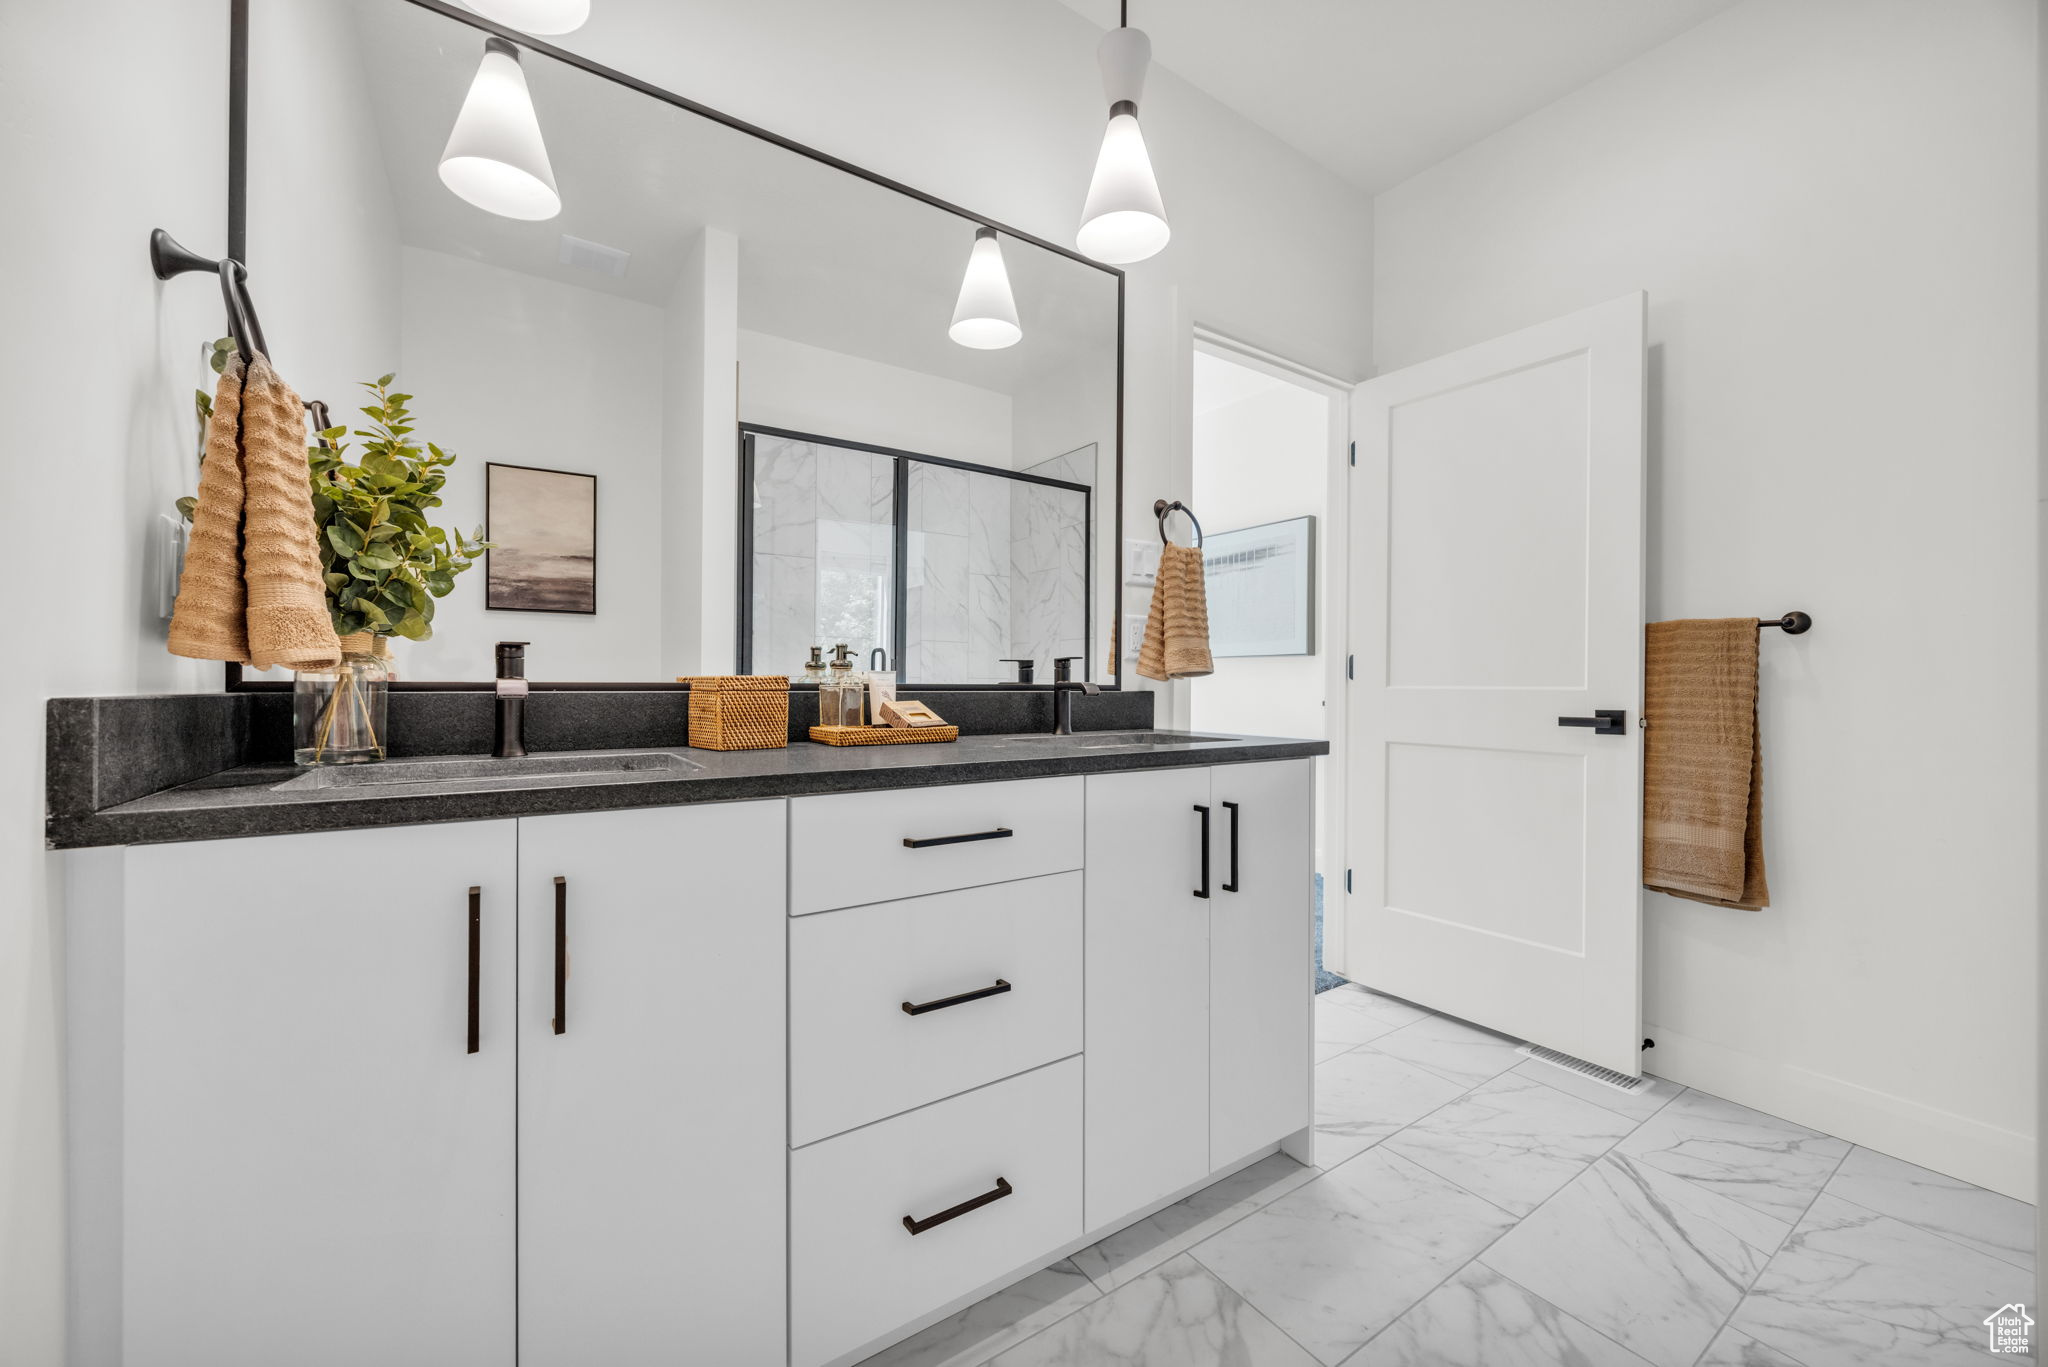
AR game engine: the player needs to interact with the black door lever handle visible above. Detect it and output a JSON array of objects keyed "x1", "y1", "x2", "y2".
[{"x1": 1558, "y1": 710, "x2": 1627, "y2": 736}]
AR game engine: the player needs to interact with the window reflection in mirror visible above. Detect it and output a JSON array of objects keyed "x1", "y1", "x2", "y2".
[{"x1": 241, "y1": 0, "x2": 1120, "y2": 686}]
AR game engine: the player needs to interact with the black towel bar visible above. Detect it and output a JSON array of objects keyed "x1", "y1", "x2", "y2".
[{"x1": 1759, "y1": 612, "x2": 1812, "y2": 634}]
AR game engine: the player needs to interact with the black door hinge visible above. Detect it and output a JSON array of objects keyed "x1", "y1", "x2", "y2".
[
  {"x1": 1348, "y1": 440, "x2": 1356, "y2": 467},
  {"x1": 1344, "y1": 868, "x2": 1352, "y2": 894},
  {"x1": 1346, "y1": 654, "x2": 1354, "y2": 681}
]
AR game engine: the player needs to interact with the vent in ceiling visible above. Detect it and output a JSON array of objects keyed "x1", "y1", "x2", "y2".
[{"x1": 558, "y1": 234, "x2": 629, "y2": 278}]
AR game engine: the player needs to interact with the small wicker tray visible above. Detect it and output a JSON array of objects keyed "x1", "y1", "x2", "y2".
[{"x1": 809, "y1": 724, "x2": 960, "y2": 747}]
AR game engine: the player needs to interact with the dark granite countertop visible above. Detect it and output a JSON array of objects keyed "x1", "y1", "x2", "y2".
[{"x1": 48, "y1": 730, "x2": 1328, "y2": 849}]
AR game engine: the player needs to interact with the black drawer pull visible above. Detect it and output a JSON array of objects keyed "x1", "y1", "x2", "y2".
[
  {"x1": 1221, "y1": 800, "x2": 1241, "y2": 893},
  {"x1": 465, "y1": 886, "x2": 481, "y2": 1055},
  {"x1": 1194, "y1": 805, "x2": 1211, "y2": 899},
  {"x1": 903, "y1": 1177, "x2": 1013, "y2": 1235},
  {"x1": 551, "y1": 876, "x2": 567, "y2": 1036},
  {"x1": 903, "y1": 827, "x2": 1013, "y2": 850},
  {"x1": 902, "y1": 979, "x2": 1012, "y2": 1016}
]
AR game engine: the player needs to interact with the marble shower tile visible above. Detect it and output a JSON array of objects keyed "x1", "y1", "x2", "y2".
[
  {"x1": 1071, "y1": 1154, "x2": 1318, "y2": 1293},
  {"x1": 1352, "y1": 1261, "x2": 1653, "y2": 1367},
  {"x1": 1369, "y1": 1013, "x2": 1527, "y2": 1090},
  {"x1": 1313, "y1": 984, "x2": 1431, "y2": 1045},
  {"x1": 918, "y1": 532, "x2": 969, "y2": 643},
  {"x1": 984, "y1": 1254, "x2": 1317, "y2": 1367},
  {"x1": 1616, "y1": 1090, "x2": 1851, "y2": 1227},
  {"x1": 1510, "y1": 1056, "x2": 1685, "y2": 1124},
  {"x1": 755, "y1": 553, "x2": 816, "y2": 676},
  {"x1": 910, "y1": 463, "x2": 971, "y2": 537},
  {"x1": 920, "y1": 639, "x2": 969, "y2": 681},
  {"x1": 823, "y1": 448, "x2": 894, "y2": 527},
  {"x1": 1822, "y1": 1146, "x2": 2034, "y2": 1271},
  {"x1": 1312, "y1": 1047, "x2": 1470, "y2": 1167},
  {"x1": 966, "y1": 474, "x2": 1011, "y2": 576},
  {"x1": 1729, "y1": 1194, "x2": 2035, "y2": 1367},
  {"x1": 1480, "y1": 1152, "x2": 1786, "y2": 1367},
  {"x1": 751, "y1": 437, "x2": 816, "y2": 556},
  {"x1": 967, "y1": 574, "x2": 1012, "y2": 682},
  {"x1": 1313, "y1": 1040, "x2": 1354, "y2": 1064},
  {"x1": 1381, "y1": 1071, "x2": 1639, "y2": 1216},
  {"x1": 853, "y1": 1259, "x2": 1100, "y2": 1367},
  {"x1": 1697, "y1": 1328, "x2": 1809, "y2": 1366},
  {"x1": 1191, "y1": 1148, "x2": 1517, "y2": 1364}
]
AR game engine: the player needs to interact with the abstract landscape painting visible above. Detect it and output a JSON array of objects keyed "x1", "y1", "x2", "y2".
[{"x1": 486, "y1": 463, "x2": 597, "y2": 614}]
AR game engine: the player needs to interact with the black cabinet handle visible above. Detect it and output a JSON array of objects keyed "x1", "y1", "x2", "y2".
[
  {"x1": 1558, "y1": 709, "x2": 1627, "y2": 735},
  {"x1": 903, "y1": 827, "x2": 1013, "y2": 850},
  {"x1": 465, "y1": 886, "x2": 481, "y2": 1055},
  {"x1": 1194, "y1": 805, "x2": 1211, "y2": 899},
  {"x1": 1221, "y1": 800, "x2": 1240, "y2": 893},
  {"x1": 902, "y1": 979, "x2": 1012, "y2": 1016},
  {"x1": 902, "y1": 1177, "x2": 1013, "y2": 1235},
  {"x1": 552, "y1": 876, "x2": 567, "y2": 1036}
]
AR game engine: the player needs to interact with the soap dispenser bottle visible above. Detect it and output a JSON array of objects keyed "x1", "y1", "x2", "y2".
[
  {"x1": 798, "y1": 645, "x2": 827, "y2": 687},
  {"x1": 823, "y1": 643, "x2": 863, "y2": 727}
]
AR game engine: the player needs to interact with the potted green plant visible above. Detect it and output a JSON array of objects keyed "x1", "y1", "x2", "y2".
[{"x1": 295, "y1": 375, "x2": 490, "y2": 764}]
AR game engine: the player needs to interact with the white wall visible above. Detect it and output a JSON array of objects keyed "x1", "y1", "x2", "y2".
[
  {"x1": 739, "y1": 330, "x2": 1013, "y2": 467},
  {"x1": 0, "y1": 6, "x2": 229, "y2": 1362},
  {"x1": 1371, "y1": 0, "x2": 2040, "y2": 1197},
  {"x1": 398, "y1": 247, "x2": 667, "y2": 681},
  {"x1": 1190, "y1": 371, "x2": 1331, "y2": 745}
]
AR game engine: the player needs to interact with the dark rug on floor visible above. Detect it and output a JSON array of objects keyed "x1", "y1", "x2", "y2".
[{"x1": 1313, "y1": 872, "x2": 1346, "y2": 993}]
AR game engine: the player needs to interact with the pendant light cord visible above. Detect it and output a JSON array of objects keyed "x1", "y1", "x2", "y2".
[{"x1": 1120, "y1": 1, "x2": 1128, "y2": 26}]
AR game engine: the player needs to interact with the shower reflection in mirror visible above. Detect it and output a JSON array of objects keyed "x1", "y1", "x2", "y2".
[{"x1": 740, "y1": 429, "x2": 1091, "y2": 685}]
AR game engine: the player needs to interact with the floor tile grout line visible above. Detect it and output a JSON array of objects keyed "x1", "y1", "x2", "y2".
[
  {"x1": 1676, "y1": 1138, "x2": 1854, "y2": 1367},
  {"x1": 1185, "y1": 1246, "x2": 1341, "y2": 1366},
  {"x1": 1810, "y1": 1185, "x2": 2040, "y2": 1276}
]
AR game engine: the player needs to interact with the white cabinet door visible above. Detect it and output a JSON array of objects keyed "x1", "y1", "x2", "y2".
[
  {"x1": 1348, "y1": 293, "x2": 1646, "y2": 1073},
  {"x1": 1209, "y1": 759, "x2": 1315, "y2": 1166},
  {"x1": 121, "y1": 821, "x2": 518, "y2": 1367},
  {"x1": 517, "y1": 802, "x2": 787, "y2": 1367},
  {"x1": 1083, "y1": 767, "x2": 1213, "y2": 1229}
]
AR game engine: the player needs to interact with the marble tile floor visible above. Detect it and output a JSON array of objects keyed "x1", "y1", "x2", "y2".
[{"x1": 856, "y1": 985, "x2": 2035, "y2": 1367}]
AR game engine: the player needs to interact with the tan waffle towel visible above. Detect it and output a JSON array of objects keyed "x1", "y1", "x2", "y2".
[
  {"x1": 169, "y1": 355, "x2": 341, "y2": 671},
  {"x1": 1137, "y1": 542, "x2": 1214, "y2": 681},
  {"x1": 1643, "y1": 618, "x2": 1768, "y2": 910}
]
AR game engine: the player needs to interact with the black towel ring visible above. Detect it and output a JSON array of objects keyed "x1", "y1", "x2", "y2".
[
  {"x1": 1155, "y1": 499, "x2": 1203, "y2": 548},
  {"x1": 150, "y1": 228, "x2": 267, "y2": 362}
]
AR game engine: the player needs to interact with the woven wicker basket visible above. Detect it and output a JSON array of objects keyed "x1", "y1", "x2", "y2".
[
  {"x1": 809, "y1": 724, "x2": 960, "y2": 747},
  {"x1": 681, "y1": 675, "x2": 790, "y2": 750}
]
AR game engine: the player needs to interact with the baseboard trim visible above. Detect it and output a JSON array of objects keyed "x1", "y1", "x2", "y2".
[{"x1": 1644, "y1": 1023, "x2": 2036, "y2": 1202}]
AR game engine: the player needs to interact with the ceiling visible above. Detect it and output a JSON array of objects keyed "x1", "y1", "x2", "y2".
[{"x1": 1053, "y1": 0, "x2": 1738, "y2": 193}]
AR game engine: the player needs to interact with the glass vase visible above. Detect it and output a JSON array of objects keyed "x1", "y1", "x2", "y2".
[{"x1": 294, "y1": 636, "x2": 391, "y2": 766}]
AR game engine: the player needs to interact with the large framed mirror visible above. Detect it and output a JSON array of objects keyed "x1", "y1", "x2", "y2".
[{"x1": 230, "y1": 0, "x2": 1122, "y2": 689}]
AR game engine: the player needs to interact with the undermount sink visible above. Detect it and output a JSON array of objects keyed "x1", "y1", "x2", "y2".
[
  {"x1": 987, "y1": 731, "x2": 1240, "y2": 748},
  {"x1": 276, "y1": 751, "x2": 700, "y2": 794}
]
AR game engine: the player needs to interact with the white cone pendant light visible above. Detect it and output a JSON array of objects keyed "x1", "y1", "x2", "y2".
[
  {"x1": 439, "y1": 38, "x2": 562, "y2": 221},
  {"x1": 461, "y1": 0, "x2": 590, "y2": 35},
  {"x1": 950, "y1": 228, "x2": 1023, "y2": 350},
  {"x1": 1076, "y1": 18, "x2": 1169, "y2": 264}
]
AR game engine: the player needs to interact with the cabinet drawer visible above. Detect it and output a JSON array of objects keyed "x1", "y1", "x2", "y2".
[
  {"x1": 790, "y1": 1058, "x2": 1083, "y2": 1367},
  {"x1": 790, "y1": 872, "x2": 1081, "y2": 1146},
  {"x1": 788, "y1": 777, "x2": 1083, "y2": 915}
]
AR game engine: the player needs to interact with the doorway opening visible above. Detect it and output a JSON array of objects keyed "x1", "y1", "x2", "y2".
[{"x1": 1189, "y1": 337, "x2": 1348, "y2": 989}]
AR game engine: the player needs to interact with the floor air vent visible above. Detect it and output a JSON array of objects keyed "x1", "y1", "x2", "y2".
[{"x1": 1517, "y1": 1044, "x2": 1647, "y2": 1094}]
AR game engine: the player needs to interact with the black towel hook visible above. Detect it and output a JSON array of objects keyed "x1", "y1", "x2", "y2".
[
  {"x1": 1155, "y1": 498, "x2": 1203, "y2": 548},
  {"x1": 150, "y1": 228, "x2": 268, "y2": 362}
]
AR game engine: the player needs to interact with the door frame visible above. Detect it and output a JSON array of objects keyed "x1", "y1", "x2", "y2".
[{"x1": 1188, "y1": 327, "x2": 1354, "y2": 972}]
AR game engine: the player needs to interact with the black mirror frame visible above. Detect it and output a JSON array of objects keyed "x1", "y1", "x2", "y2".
[{"x1": 221, "y1": 0, "x2": 1125, "y2": 692}]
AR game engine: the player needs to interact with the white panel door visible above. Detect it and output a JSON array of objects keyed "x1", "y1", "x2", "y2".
[
  {"x1": 1209, "y1": 759, "x2": 1315, "y2": 1166},
  {"x1": 123, "y1": 822, "x2": 518, "y2": 1367},
  {"x1": 1347, "y1": 293, "x2": 1646, "y2": 1074},
  {"x1": 1083, "y1": 766, "x2": 1213, "y2": 1229},
  {"x1": 517, "y1": 802, "x2": 787, "y2": 1367}
]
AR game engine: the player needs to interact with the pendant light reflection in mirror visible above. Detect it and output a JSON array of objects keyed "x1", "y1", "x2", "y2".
[
  {"x1": 1076, "y1": 0, "x2": 1169, "y2": 264},
  {"x1": 949, "y1": 228, "x2": 1023, "y2": 350},
  {"x1": 438, "y1": 37, "x2": 562, "y2": 221},
  {"x1": 460, "y1": 0, "x2": 590, "y2": 36}
]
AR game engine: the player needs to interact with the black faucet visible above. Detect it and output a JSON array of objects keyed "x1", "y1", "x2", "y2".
[
  {"x1": 870, "y1": 647, "x2": 889, "y2": 671},
  {"x1": 494, "y1": 641, "x2": 530, "y2": 758},
  {"x1": 1051, "y1": 656, "x2": 1098, "y2": 735}
]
